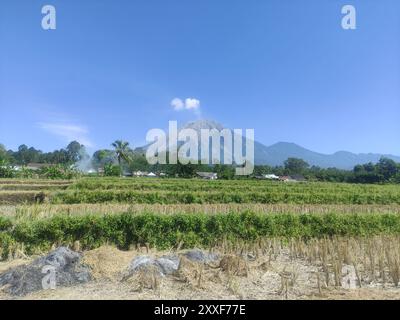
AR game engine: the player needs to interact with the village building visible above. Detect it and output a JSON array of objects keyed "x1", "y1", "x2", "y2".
[
  {"x1": 25, "y1": 163, "x2": 50, "y2": 171},
  {"x1": 132, "y1": 171, "x2": 158, "y2": 177},
  {"x1": 196, "y1": 172, "x2": 218, "y2": 180},
  {"x1": 133, "y1": 171, "x2": 148, "y2": 177},
  {"x1": 264, "y1": 174, "x2": 280, "y2": 180},
  {"x1": 279, "y1": 175, "x2": 306, "y2": 182}
]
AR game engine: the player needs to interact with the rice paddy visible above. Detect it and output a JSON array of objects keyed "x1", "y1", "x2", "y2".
[{"x1": 1, "y1": 177, "x2": 399, "y2": 299}]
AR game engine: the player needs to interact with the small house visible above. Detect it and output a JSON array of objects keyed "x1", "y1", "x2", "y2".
[
  {"x1": 196, "y1": 172, "x2": 218, "y2": 180},
  {"x1": 254, "y1": 175, "x2": 266, "y2": 180},
  {"x1": 279, "y1": 175, "x2": 306, "y2": 182},
  {"x1": 264, "y1": 174, "x2": 280, "y2": 180},
  {"x1": 26, "y1": 163, "x2": 50, "y2": 171},
  {"x1": 133, "y1": 171, "x2": 148, "y2": 177}
]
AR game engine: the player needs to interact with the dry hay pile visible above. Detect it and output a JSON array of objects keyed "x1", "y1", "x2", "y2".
[{"x1": 82, "y1": 246, "x2": 133, "y2": 280}]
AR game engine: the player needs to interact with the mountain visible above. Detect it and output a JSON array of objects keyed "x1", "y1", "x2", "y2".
[
  {"x1": 255, "y1": 142, "x2": 400, "y2": 169},
  {"x1": 137, "y1": 119, "x2": 400, "y2": 169},
  {"x1": 183, "y1": 119, "x2": 224, "y2": 132}
]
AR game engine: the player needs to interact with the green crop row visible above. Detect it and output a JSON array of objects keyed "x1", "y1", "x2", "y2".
[
  {"x1": 67, "y1": 182, "x2": 399, "y2": 194},
  {"x1": 2, "y1": 178, "x2": 399, "y2": 205},
  {"x1": 1, "y1": 211, "x2": 400, "y2": 259},
  {"x1": 71, "y1": 178, "x2": 399, "y2": 192},
  {"x1": 67, "y1": 179, "x2": 400, "y2": 199},
  {"x1": 51, "y1": 189, "x2": 400, "y2": 205}
]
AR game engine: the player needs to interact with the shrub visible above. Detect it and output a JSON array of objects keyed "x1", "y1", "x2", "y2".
[
  {"x1": 39, "y1": 165, "x2": 79, "y2": 180},
  {"x1": 2, "y1": 212, "x2": 400, "y2": 257},
  {"x1": 104, "y1": 164, "x2": 122, "y2": 177},
  {"x1": 0, "y1": 160, "x2": 15, "y2": 178},
  {"x1": 15, "y1": 167, "x2": 35, "y2": 179},
  {"x1": 0, "y1": 233, "x2": 15, "y2": 260},
  {"x1": 0, "y1": 217, "x2": 12, "y2": 232}
]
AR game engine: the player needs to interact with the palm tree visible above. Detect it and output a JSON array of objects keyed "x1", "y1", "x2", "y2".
[{"x1": 111, "y1": 140, "x2": 131, "y2": 166}]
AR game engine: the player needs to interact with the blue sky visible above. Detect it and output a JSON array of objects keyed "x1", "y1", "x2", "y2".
[{"x1": 1, "y1": 0, "x2": 399, "y2": 155}]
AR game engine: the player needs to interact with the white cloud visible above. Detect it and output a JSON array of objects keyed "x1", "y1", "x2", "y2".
[
  {"x1": 171, "y1": 97, "x2": 201, "y2": 112},
  {"x1": 37, "y1": 122, "x2": 93, "y2": 148},
  {"x1": 185, "y1": 98, "x2": 200, "y2": 110},
  {"x1": 171, "y1": 98, "x2": 184, "y2": 110}
]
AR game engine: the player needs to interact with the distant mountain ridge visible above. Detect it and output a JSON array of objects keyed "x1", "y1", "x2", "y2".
[
  {"x1": 254, "y1": 141, "x2": 400, "y2": 169},
  {"x1": 137, "y1": 120, "x2": 400, "y2": 169}
]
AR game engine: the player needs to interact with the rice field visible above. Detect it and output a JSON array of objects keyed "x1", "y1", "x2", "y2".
[
  {"x1": 1, "y1": 177, "x2": 400, "y2": 299},
  {"x1": 0, "y1": 177, "x2": 399, "y2": 255},
  {"x1": 1, "y1": 177, "x2": 400, "y2": 205}
]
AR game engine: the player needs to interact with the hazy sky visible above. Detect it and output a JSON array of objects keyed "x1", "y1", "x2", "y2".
[{"x1": 1, "y1": 0, "x2": 399, "y2": 155}]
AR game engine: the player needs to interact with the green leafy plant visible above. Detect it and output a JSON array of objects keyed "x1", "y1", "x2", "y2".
[
  {"x1": 2, "y1": 211, "x2": 400, "y2": 259},
  {"x1": 38, "y1": 165, "x2": 79, "y2": 180},
  {"x1": 0, "y1": 160, "x2": 15, "y2": 178},
  {"x1": 104, "y1": 164, "x2": 122, "y2": 177}
]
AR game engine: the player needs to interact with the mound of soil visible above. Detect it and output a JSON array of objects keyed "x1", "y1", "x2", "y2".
[
  {"x1": 0, "y1": 247, "x2": 91, "y2": 296},
  {"x1": 126, "y1": 255, "x2": 180, "y2": 277},
  {"x1": 123, "y1": 249, "x2": 220, "y2": 281},
  {"x1": 182, "y1": 249, "x2": 219, "y2": 264}
]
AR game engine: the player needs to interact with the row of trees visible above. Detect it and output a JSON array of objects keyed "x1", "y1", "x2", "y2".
[
  {"x1": 94, "y1": 143, "x2": 400, "y2": 183},
  {"x1": 0, "y1": 141, "x2": 87, "y2": 165},
  {"x1": 253, "y1": 157, "x2": 400, "y2": 184},
  {"x1": 1, "y1": 141, "x2": 400, "y2": 183}
]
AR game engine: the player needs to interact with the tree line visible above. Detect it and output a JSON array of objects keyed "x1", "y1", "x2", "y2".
[
  {"x1": 254, "y1": 157, "x2": 400, "y2": 184},
  {"x1": 1, "y1": 141, "x2": 399, "y2": 183},
  {"x1": 0, "y1": 141, "x2": 87, "y2": 165}
]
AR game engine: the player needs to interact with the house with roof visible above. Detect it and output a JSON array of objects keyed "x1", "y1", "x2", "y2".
[
  {"x1": 264, "y1": 174, "x2": 280, "y2": 180},
  {"x1": 133, "y1": 171, "x2": 148, "y2": 177},
  {"x1": 26, "y1": 163, "x2": 51, "y2": 171},
  {"x1": 196, "y1": 172, "x2": 218, "y2": 180},
  {"x1": 279, "y1": 174, "x2": 306, "y2": 182}
]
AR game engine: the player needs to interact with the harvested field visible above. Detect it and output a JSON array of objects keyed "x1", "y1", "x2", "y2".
[
  {"x1": 1, "y1": 177, "x2": 400, "y2": 300},
  {"x1": 0, "y1": 184, "x2": 70, "y2": 191},
  {"x1": 1, "y1": 236, "x2": 400, "y2": 300},
  {"x1": 0, "y1": 179, "x2": 73, "y2": 185},
  {"x1": 1, "y1": 178, "x2": 400, "y2": 205},
  {"x1": 0, "y1": 191, "x2": 48, "y2": 205},
  {"x1": 1, "y1": 203, "x2": 400, "y2": 220}
]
